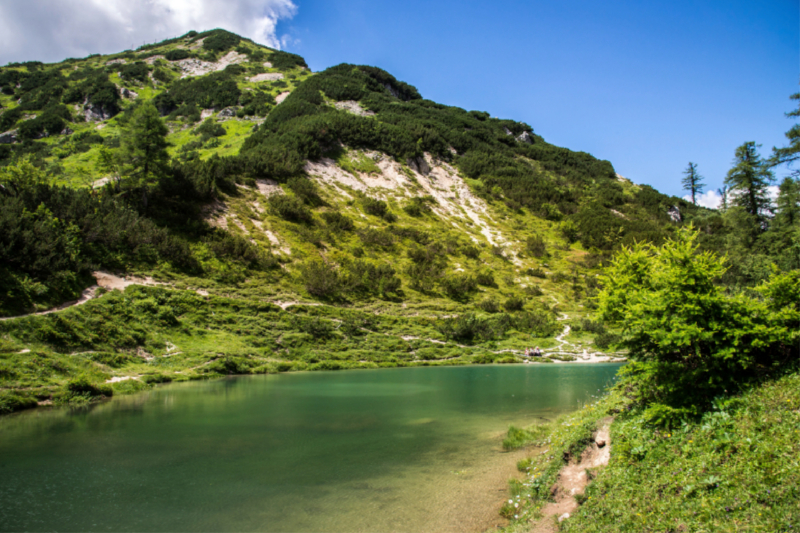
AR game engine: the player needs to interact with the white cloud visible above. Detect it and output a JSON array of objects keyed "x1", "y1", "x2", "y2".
[
  {"x1": 683, "y1": 185, "x2": 781, "y2": 210},
  {"x1": 0, "y1": 0, "x2": 298, "y2": 66},
  {"x1": 684, "y1": 190, "x2": 722, "y2": 209}
]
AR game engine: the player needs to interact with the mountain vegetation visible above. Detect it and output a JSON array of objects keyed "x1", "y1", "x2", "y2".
[{"x1": 0, "y1": 27, "x2": 798, "y2": 532}]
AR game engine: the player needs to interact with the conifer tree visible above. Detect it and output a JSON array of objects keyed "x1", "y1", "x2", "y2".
[
  {"x1": 681, "y1": 162, "x2": 704, "y2": 204},
  {"x1": 770, "y1": 92, "x2": 800, "y2": 176},
  {"x1": 717, "y1": 186, "x2": 728, "y2": 211},
  {"x1": 121, "y1": 102, "x2": 170, "y2": 207},
  {"x1": 775, "y1": 177, "x2": 800, "y2": 229},
  {"x1": 724, "y1": 142, "x2": 773, "y2": 221}
]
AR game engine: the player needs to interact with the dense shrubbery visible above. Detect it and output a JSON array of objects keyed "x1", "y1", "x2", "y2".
[
  {"x1": 0, "y1": 158, "x2": 272, "y2": 316},
  {"x1": 269, "y1": 51, "x2": 309, "y2": 70},
  {"x1": 268, "y1": 193, "x2": 313, "y2": 223},
  {"x1": 63, "y1": 70, "x2": 121, "y2": 117},
  {"x1": 598, "y1": 228, "x2": 800, "y2": 423},
  {"x1": 200, "y1": 30, "x2": 241, "y2": 52},
  {"x1": 165, "y1": 49, "x2": 190, "y2": 61},
  {"x1": 155, "y1": 71, "x2": 240, "y2": 117},
  {"x1": 119, "y1": 62, "x2": 150, "y2": 83}
]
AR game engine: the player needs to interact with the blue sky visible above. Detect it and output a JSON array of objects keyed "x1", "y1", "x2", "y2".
[
  {"x1": 282, "y1": 0, "x2": 798, "y2": 204},
  {"x1": 2, "y1": 0, "x2": 797, "y2": 204}
]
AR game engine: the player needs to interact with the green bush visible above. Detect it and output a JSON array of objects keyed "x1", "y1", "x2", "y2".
[
  {"x1": 201, "y1": 30, "x2": 241, "y2": 52},
  {"x1": 287, "y1": 176, "x2": 324, "y2": 206},
  {"x1": 476, "y1": 298, "x2": 500, "y2": 313},
  {"x1": 503, "y1": 296, "x2": 525, "y2": 312},
  {"x1": 267, "y1": 194, "x2": 313, "y2": 223},
  {"x1": 598, "y1": 227, "x2": 800, "y2": 417},
  {"x1": 321, "y1": 211, "x2": 354, "y2": 232},
  {"x1": 119, "y1": 62, "x2": 150, "y2": 83},
  {"x1": 526, "y1": 234, "x2": 547, "y2": 257},
  {"x1": 194, "y1": 118, "x2": 226, "y2": 138},
  {"x1": 270, "y1": 50, "x2": 308, "y2": 70},
  {"x1": 475, "y1": 270, "x2": 496, "y2": 287},
  {"x1": 299, "y1": 259, "x2": 341, "y2": 299},
  {"x1": 165, "y1": 49, "x2": 190, "y2": 61},
  {"x1": 439, "y1": 273, "x2": 477, "y2": 301}
]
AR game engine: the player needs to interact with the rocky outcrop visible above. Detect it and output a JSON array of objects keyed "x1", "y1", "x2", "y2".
[
  {"x1": 175, "y1": 51, "x2": 247, "y2": 78},
  {"x1": 248, "y1": 72, "x2": 284, "y2": 83},
  {"x1": 334, "y1": 101, "x2": 375, "y2": 117},
  {"x1": 0, "y1": 129, "x2": 18, "y2": 144},
  {"x1": 84, "y1": 104, "x2": 115, "y2": 122},
  {"x1": 516, "y1": 131, "x2": 533, "y2": 143},
  {"x1": 668, "y1": 205, "x2": 682, "y2": 223},
  {"x1": 218, "y1": 107, "x2": 237, "y2": 118},
  {"x1": 407, "y1": 156, "x2": 431, "y2": 176},
  {"x1": 119, "y1": 87, "x2": 138, "y2": 99}
]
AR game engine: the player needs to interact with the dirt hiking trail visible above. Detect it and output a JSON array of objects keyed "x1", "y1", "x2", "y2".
[{"x1": 530, "y1": 416, "x2": 613, "y2": 533}]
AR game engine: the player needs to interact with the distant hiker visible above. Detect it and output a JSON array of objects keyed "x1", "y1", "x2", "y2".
[
  {"x1": 525, "y1": 347, "x2": 530, "y2": 357},
  {"x1": 533, "y1": 346, "x2": 541, "y2": 357}
]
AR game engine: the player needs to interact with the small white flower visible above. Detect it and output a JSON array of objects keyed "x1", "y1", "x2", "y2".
[
  {"x1": 514, "y1": 503, "x2": 519, "y2": 508},
  {"x1": 508, "y1": 500, "x2": 513, "y2": 504}
]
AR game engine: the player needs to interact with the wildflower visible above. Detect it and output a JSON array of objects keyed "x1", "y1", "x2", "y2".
[
  {"x1": 515, "y1": 503, "x2": 519, "y2": 508},
  {"x1": 508, "y1": 500, "x2": 513, "y2": 504}
]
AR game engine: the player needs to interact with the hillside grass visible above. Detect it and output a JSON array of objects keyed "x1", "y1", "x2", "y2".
[{"x1": 495, "y1": 369, "x2": 800, "y2": 533}]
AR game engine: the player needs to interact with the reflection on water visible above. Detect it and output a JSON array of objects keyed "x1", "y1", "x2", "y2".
[{"x1": 0, "y1": 364, "x2": 620, "y2": 533}]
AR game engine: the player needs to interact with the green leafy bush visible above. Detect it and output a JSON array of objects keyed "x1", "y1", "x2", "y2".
[
  {"x1": 201, "y1": 30, "x2": 241, "y2": 52},
  {"x1": 299, "y1": 259, "x2": 341, "y2": 298},
  {"x1": 321, "y1": 211, "x2": 354, "y2": 232},
  {"x1": 165, "y1": 49, "x2": 190, "y2": 61},
  {"x1": 267, "y1": 194, "x2": 313, "y2": 223},
  {"x1": 119, "y1": 62, "x2": 150, "y2": 83},
  {"x1": 439, "y1": 273, "x2": 477, "y2": 301},
  {"x1": 598, "y1": 227, "x2": 800, "y2": 418}
]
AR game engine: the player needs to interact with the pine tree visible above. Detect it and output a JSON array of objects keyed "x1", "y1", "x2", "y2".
[
  {"x1": 724, "y1": 142, "x2": 773, "y2": 221},
  {"x1": 121, "y1": 102, "x2": 170, "y2": 207},
  {"x1": 770, "y1": 92, "x2": 800, "y2": 176},
  {"x1": 775, "y1": 177, "x2": 800, "y2": 229},
  {"x1": 681, "y1": 162, "x2": 704, "y2": 204},
  {"x1": 717, "y1": 186, "x2": 728, "y2": 211}
]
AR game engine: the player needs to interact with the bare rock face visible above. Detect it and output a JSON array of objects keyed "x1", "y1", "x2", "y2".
[
  {"x1": 384, "y1": 83, "x2": 400, "y2": 98},
  {"x1": 119, "y1": 87, "x2": 138, "y2": 99},
  {"x1": 333, "y1": 100, "x2": 375, "y2": 117},
  {"x1": 517, "y1": 131, "x2": 533, "y2": 143},
  {"x1": 218, "y1": 107, "x2": 237, "y2": 118},
  {"x1": 0, "y1": 129, "x2": 18, "y2": 144},
  {"x1": 407, "y1": 156, "x2": 431, "y2": 176},
  {"x1": 504, "y1": 127, "x2": 513, "y2": 135},
  {"x1": 668, "y1": 205, "x2": 682, "y2": 223},
  {"x1": 84, "y1": 104, "x2": 114, "y2": 122},
  {"x1": 248, "y1": 72, "x2": 284, "y2": 83}
]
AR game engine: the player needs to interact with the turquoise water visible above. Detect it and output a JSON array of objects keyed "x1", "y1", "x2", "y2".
[{"x1": 0, "y1": 364, "x2": 620, "y2": 532}]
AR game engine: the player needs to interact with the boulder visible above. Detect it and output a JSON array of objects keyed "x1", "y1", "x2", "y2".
[
  {"x1": 60, "y1": 127, "x2": 74, "y2": 136},
  {"x1": 218, "y1": 107, "x2": 237, "y2": 118},
  {"x1": 407, "y1": 156, "x2": 430, "y2": 176},
  {"x1": 516, "y1": 131, "x2": 533, "y2": 144},
  {"x1": 84, "y1": 104, "x2": 111, "y2": 122},
  {"x1": 0, "y1": 129, "x2": 18, "y2": 144}
]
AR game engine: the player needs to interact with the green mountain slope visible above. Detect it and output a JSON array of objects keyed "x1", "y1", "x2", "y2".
[{"x1": 0, "y1": 29, "x2": 713, "y2": 410}]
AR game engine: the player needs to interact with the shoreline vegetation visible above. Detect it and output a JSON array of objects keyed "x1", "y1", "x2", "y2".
[
  {"x1": 494, "y1": 367, "x2": 800, "y2": 533},
  {"x1": 0, "y1": 275, "x2": 625, "y2": 417}
]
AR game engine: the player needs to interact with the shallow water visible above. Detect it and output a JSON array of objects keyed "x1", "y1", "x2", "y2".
[{"x1": 0, "y1": 364, "x2": 620, "y2": 532}]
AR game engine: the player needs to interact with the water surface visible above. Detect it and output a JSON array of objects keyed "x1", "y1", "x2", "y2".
[{"x1": 0, "y1": 364, "x2": 620, "y2": 532}]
